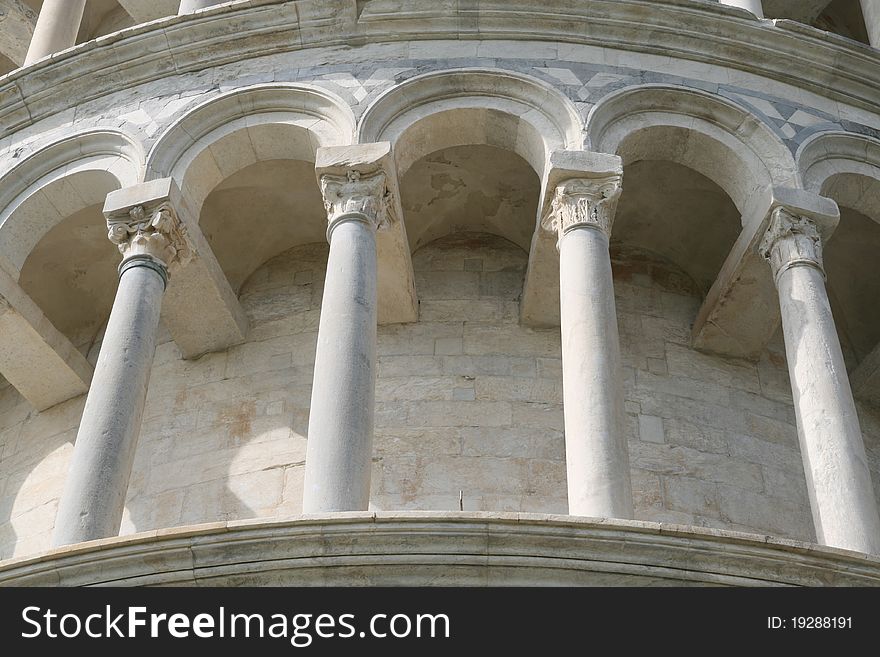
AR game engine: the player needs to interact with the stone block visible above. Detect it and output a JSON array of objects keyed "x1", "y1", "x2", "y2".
[
  {"x1": 463, "y1": 325, "x2": 560, "y2": 357},
  {"x1": 407, "y1": 401, "x2": 512, "y2": 428},
  {"x1": 419, "y1": 298, "x2": 518, "y2": 323},
  {"x1": 460, "y1": 426, "x2": 564, "y2": 460},
  {"x1": 630, "y1": 442, "x2": 764, "y2": 491},
  {"x1": 378, "y1": 355, "x2": 443, "y2": 377},
  {"x1": 638, "y1": 414, "x2": 665, "y2": 444},
  {"x1": 717, "y1": 485, "x2": 814, "y2": 541},
  {"x1": 434, "y1": 337, "x2": 463, "y2": 355},
  {"x1": 662, "y1": 418, "x2": 729, "y2": 455},
  {"x1": 663, "y1": 475, "x2": 720, "y2": 518},
  {"x1": 376, "y1": 376, "x2": 460, "y2": 401},
  {"x1": 415, "y1": 270, "x2": 480, "y2": 299},
  {"x1": 441, "y1": 354, "x2": 537, "y2": 378},
  {"x1": 726, "y1": 432, "x2": 803, "y2": 472},
  {"x1": 452, "y1": 387, "x2": 476, "y2": 401},
  {"x1": 511, "y1": 402, "x2": 564, "y2": 431},
  {"x1": 665, "y1": 343, "x2": 761, "y2": 394}
]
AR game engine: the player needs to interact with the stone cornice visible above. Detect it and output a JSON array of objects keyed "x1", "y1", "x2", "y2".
[
  {"x1": 1, "y1": 1, "x2": 880, "y2": 142},
  {"x1": 1, "y1": 512, "x2": 879, "y2": 586}
]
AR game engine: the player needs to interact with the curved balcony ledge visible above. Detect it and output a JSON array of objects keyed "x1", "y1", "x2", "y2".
[
  {"x1": 0, "y1": 0, "x2": 879, "y2": 144},
  {"x1": 1, "y1": 513, "x2": 878, "y2": 586}
]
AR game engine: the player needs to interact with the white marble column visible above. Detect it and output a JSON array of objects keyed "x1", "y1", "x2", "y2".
[
  {"x1": 302, "y1": 144, "x2": 395, "y2": 513},
  {"x1": 719, "y1": 0, "x2": 764, "y2": 18},
  {"x1": 52, "y1": 187, "x2": 191, "y2": 547},
  {"x1": 543, "y1": 152, "x2": 633, "y2": 519},
  {"x1": 178, "y1": 0, "x2": 226, "y2": 14},
  {"x1": 760, "y1": 207, "x2": 880, "y2": 554},
  {"x1": 23, "y1": 0, "x2": 86, "y2": 66},
  {"x1": 861, "y1": 0, "x2": 880, "y2": 48}
]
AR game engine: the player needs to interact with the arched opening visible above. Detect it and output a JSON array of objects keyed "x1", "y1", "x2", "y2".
[
  {"x1": 586, "y1": 86, "x2": 813, "y2": 540},
  {"x1": 115, "y1": 85, "x2": 355, "y2": 535},
  {"x1": 812, "y1": 167, "x2": 880, "y2": 368},
  {"x1": 360, "y1": 69, "x2": 580, "y2": 326},
  {"x1": 401, "y1": 144, "x2": 540, "y2": 256},
  {"x1": 195, "y1": 157, "x2": 326, "y2": 292},
  {"x1": 800, "y1": 134, "x2": 880, "y2": 362},
  {"x1": 17, "y1": 171, "x2": 122, "y2": 351},
  {"x1": 146, "y1": 84, "x2": 356, "y2": 290},
  {"x1": 588, "y1": 85, "x2": 798, "y2": 221},
  {"x1": 800, "y1": 133, "x2": 880, "y2": 421},
  {"x1": 798, "y1": 132, "x2": 880, "y2": 527},
  {"x1": 0, "y1": 129, "x2": 142, "y2": 558},
  {"x1": 612, "y1": 159, "x2": 741, "y2": 298},
  {"x1": 584, "y1": 85, "x2": 800, "y2": 359}
]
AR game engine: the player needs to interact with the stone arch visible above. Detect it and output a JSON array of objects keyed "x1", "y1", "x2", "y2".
[
  {"x1": 0, "y1": 128, "x2": 143, "y2": 560},
  {"x1": 798, "y1": 131, "x2": 880, "y2": 382},
  {"x1": 357, "y1": 68, "x2": 583, "y2": 178},
  {"x1": 358, "y1": 69, "x2": 578, "y2": 261},
  {"x1": 798, "y1": 131, "x2": 880, "y2": 220},
  {"x1": 587, "y1": 84, "x2": 799, "y2": 219},
  {"x1": 146, "y1": 82, "x2": 356, "y2": 213},
  {"x1": 0, "y1": 128, "x2": 143, "y2": 276},
  {"x1": 144, "y1": 83, "x2": 357, "y2": 291}
]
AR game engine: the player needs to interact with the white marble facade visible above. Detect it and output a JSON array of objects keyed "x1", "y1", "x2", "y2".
[{"x1": 2, "y1": 0, "x2": 880, "y2": 584}]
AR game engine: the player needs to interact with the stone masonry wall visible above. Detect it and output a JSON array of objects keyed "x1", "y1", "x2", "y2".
[{"x1": 2, "y1": 231, "x2": 880, "y2": 559}]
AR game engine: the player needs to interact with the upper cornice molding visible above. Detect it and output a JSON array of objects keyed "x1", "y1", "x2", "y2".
[{"x1": 1, "y1": 0, "x2": 880, "y2": 141}]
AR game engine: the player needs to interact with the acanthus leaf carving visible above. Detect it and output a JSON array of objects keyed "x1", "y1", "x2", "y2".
[
  {"x1": 106, "y1": 202, "x2": 193, "y2": 269},
  {"x1": 758, "y1": 206, "x2": 824, "y2": 284},
  {"x1": 542, "y1": 175, "x2": 623, "y2": 243},
  {"x1": 319, "y1": 169, "x2": 393, "y2": 239}
]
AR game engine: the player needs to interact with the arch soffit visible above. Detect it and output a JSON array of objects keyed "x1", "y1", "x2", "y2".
[
  {"x1": 0, "y1": 129, "x2": 143, "y2": 276},
  {"x1": 587, "y1": 85, "x2": 798, "y2": 216},
  {"x1": 357, "y1": 68, "x2": 584, "y2": 178},
  {"x1": 798, "y1": 131, "x2": 880, "y2": 222},
  {"x1": 145, "y1": 83, "x2": 356, "y2": 211}
]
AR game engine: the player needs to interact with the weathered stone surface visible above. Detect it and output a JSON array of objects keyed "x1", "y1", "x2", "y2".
[
  {"x1": 2, "y1": 0, "x2": 880, "y2": 571},
  {"x1": 104, "y1": 178, "x2": 248, "y2": 358},
  {"x1": 3, "y1": 514, "x2": 880, "y2": 587},
  {"x1": 0, "y1": 268, "x2": 92, "y2": 411}
]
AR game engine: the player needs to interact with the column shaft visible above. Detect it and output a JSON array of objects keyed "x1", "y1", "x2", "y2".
[
  {"x1": 559, "y1": 227, "x2": 633, "y2": 517},
  {"x1": 178, "y1": 0, "x2": 225, "y2": 14},
  {"x1": 23, "y1": 0, "x2": 87, "y2": 66},
  {"x1": 543, "y1": 155, "x2": 634, "y2": 520},
  {"x1": 53, "y1": 186, "x2": 190, "y2": 547},
  {"x1": 719, "y1": 0, "x2": 764, "y2": 18},
  {"x1": 776, "y1": 264, "x2": 880, "y2": 553},
  {"x1": 861, "y1": 0, "x2": 880, "y2": 48},
  {"x1": 52, "y1": 264, "x2": 165, "y2": 546},
  {"x1": 763, "y1": 208, "x2": 880, "y2": 554},
  {"x1": 302, "y1": 219, "x2": 378, "y2": 512}
]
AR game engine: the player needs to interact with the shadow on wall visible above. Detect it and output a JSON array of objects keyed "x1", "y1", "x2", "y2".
[
  {"x1": 0, "y1": 389, "x2": 85, "y2": 560},
  {"x1": 859, "y1": 404, "x2": 880, "y2": 513},
  {"x1": 120, "y1": 244, "x2": 328, "y2": 535}
]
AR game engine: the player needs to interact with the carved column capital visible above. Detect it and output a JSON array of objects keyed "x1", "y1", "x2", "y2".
[
  {"x1": 319, "y1": 169, "x2": 391, "y2": 241},
  {"x1": 106, "y1": 201, "x2": 192, "y2": 270},
  {"x1": 542, "y1": 174, "x2": 623, "y2": 244},
  {"x1": 758, "y1": 206, "x2": 825, "y2": 284}
]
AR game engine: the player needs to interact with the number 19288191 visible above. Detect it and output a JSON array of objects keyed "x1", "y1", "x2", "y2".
[{"x1": 768, "y1": 617, "x2": 852, "y2": 630}]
